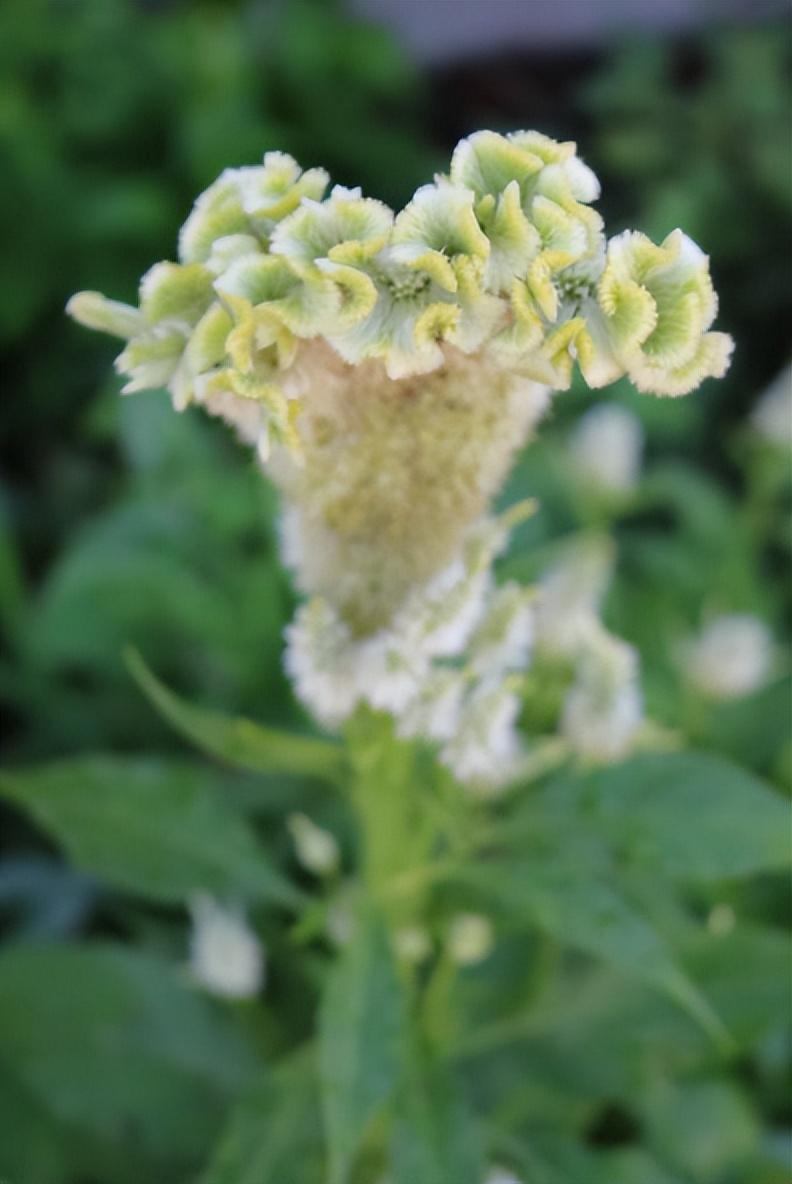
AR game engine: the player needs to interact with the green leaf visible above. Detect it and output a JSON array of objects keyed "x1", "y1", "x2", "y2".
[
  {"x1": 390, "y1": 1032, "x2": 482, "y2": 1184},
  {"x1": 0, "y1": 756, "x2": 300, "y2": 907},
  {"x1": 0, "y1": 943, "x2": 257, "y2": 1182},
  {"x1": 583, "y1": 752, "x2": 791, "y2": 880},
  {"x1": 457, "y1": 859, "x2": 727, "y2": 1045},
  {"x1": 126, "y1": 647, "x2": 345, "y2": 784},
  {"x1": 642, "y1": 1078, "x2": 760, "y2": 1181},
  {"x1": 318, "y1": 910, "x2": 404, "y2": 1184},
  {"x1": 201, "y1": 1050, "x2": 323, "y2": 1184}
]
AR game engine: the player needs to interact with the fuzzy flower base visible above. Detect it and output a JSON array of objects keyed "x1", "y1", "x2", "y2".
[
  {"x1": 270, "y1": 340, "x2": 548, "y2": 633},
  {"x1": 67, "y1": 131, "x2": 733, "y2": 784}
]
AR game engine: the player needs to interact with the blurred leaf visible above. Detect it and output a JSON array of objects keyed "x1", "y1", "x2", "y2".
[
  {"x1": 390, "y1": 1032, "x2": 482, "y2": 1184},
  {"x1": 642, "y1": 1078, "x2": 760, "y2": 1182},
  {"x1": 319, "y1": 910, "x2": 404, "y2": 1184},
  {"x1": 581, "y1": 752, "x2": 790, "y2": 880},
  {"x1": 0, "y1": 756, "x2": 300, "y2": 907},
  {"x1": 0, "y1": 942, "x2": 257, "y2": 1182},
  {"x1": 201, "y1": 1049, "x2": 323, "y2": 1184},
  {"x1": 126, "y1": 647, "x2": 345, "y2": 785},
  {"x1": 0, "y1": 1065, "x2": 80, "y2": 1184},
  {"x1": 456, "y1": 858, "x2": 727, "y2": 1044}
]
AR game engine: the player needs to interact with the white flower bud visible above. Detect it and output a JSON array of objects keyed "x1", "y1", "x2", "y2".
[
  {"x1": 188, "y1": 894, "x2": 264, "y2": 999},
  {"x1": 568, "y1": 403, "x2": 643, "y2": 494},
  {"x1": 447, "y1": 913, "x2": 495, "y2": 966},
  {"x1": 684, "y1": 614, "x2": 773, "y2": 700},
  {"x1": 288, "y1": 813, "x2": 340, "y2": 876},
  {"x1": 393, "y1": 925, "x2": 433, "y2": 965}
]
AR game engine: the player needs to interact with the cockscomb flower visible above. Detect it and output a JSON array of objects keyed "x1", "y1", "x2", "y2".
[{"x1": 67, "y1": 135, "x2": 732, "y2": 776}]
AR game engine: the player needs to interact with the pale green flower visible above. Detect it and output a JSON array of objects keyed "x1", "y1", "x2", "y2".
[
  {"x1": 178, "y1": 151, "x2": 329, "y2": 263},
  {"x1": 592, "y1": 228, "x2": 734, "y2": 396}
]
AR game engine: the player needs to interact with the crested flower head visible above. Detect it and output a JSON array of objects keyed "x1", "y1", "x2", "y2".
[{"x1": 67, "y1": 133, "x2": 732, "y2": 768}]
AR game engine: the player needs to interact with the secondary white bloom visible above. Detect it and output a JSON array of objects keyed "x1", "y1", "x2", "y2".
[
  {"x1": 750, "y1": 364, "x2": 792, "y2": 450},
  {"x1": 448, "y1": 913, "x2": 495, "y2": 965},
  {"x1": 440, "y1": 679, "x2": 523, "y2": 792},
  {"x1": 684, "y1": 614, "x2": 773, "y2": 699},
  {"x1": 534, "y1": 534, "x2": 614, "y2": 658},
  {"x1": 568, "y1": 402, "x2": 643, "y2": 494},
  {"x1": 188, "y1": 894, "x2": 264, "y2": 999},
  {"x1": 288, "y1": 813, "x2": 340, "y2": 876},
  {"x1": 562, "y1": 625, "x2": 642, "y2": 762}
]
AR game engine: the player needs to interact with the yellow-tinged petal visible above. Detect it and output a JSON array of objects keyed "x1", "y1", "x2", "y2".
[{"x1": 139, "y1": 262, "x2": 214, "y2": 327}]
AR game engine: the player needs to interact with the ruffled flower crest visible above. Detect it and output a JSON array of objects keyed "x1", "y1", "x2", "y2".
[{"x1": 67, "y1": 132, "x2": 733, "y2": 783}]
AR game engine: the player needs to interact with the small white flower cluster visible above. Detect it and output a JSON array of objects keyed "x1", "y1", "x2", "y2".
[
  {"x1": 285, "y1": 508, "x2": 536, "y2": 793},
  {"x1": 683, "y1": 613, "x2": 773, "y2": 700},
  {"x1": 188, "y1": 894, "x2": 265, "y2": 999},
  {"x1": 287, "y1": 516, "x2": 645, "y2": 784}
]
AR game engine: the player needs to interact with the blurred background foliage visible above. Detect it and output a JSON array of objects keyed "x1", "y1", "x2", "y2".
[{"x1": 0, "y1": 2, "x2": 790, "y2": 1183}]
